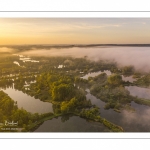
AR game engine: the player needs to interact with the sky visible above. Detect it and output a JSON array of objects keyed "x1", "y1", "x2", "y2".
[{"x1": 0, "y1": 18, "x2": 150, "y2": 45}]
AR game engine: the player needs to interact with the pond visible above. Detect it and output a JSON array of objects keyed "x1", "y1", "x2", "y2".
[
  {"x1": 13, "y1": 54, "x2": 40, "y2": 63},
  {"x1": 81, "y1": 70, "x2": 111, "y2": 79},
  {"x1": 85, "y1": 89, "x2": 150, "y2": 132},
  {"x1": 81, "y1": 70, "x2": 136, "y2": 83},
  {"x1": 122, "y1": 75, "x2": 136, "y2": 83},
  {"x1": 34, "y1": 115, "x2": 109, "y2": 132},
  {"x1": 33, "y1": 74, "x2": 149, "y2": 132},
  {"x1": 35, "y1": 86, "x2": 150, "y2": 132},
  {"x1": 125, "y1": 86, "x2": 150, "y2": 99},
  {"x1": 13, "y1": 61, "x2": 20, "y2": 66},
  {"x1": 6, "y1": 46, "x2": 150, "y2": 132},
  {"x1": 19, "y1": 56, "x2": 39, "y2": 63},
  {"x1": 1, "y1": 86, "x2": 53, "y2": 114}
]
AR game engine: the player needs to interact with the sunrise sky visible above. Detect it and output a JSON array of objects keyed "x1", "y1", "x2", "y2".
[{"x1": 0, "y1": 18, "x2": 150, "y2": 45}]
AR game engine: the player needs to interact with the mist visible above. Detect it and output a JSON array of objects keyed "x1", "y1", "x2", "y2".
[
  {"x1": 120, "y1": 103, "x2": 150, "y2": 131},
  {"x1": 17, "y1": 46, "x2": 150, "y2": 72},
  {"x1": 0, "y1": 47, "x2": 16, "y2": 53}
]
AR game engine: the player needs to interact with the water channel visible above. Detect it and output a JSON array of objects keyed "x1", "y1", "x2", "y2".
[
  {"x1": 2, "y1": 48, "x2": 150, "y2": 131},
  {"x1": 35, "y1": 71, "x2": 150, "y2": 132},
  {"x1": 1, "y1": 85, "x2": 53, "y2": 114}
]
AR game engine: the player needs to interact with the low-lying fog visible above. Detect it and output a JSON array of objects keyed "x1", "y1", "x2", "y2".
[
  {"x1": 0, "y1": 47, "x2": 16, "y2": 53},
  {"x1": 2, "y1": 46, "x2": 150, "y2": 72}
]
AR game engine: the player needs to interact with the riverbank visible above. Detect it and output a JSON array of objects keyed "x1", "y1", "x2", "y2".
[
  {"x1": 25, "y1": 113, "x2": 62, "y2": 132},
  {"x1": 26, "y1": 111, "x2": 124, "y2": 132}
]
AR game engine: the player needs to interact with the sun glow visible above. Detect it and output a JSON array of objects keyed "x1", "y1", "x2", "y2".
[{"x1": 0, "y1": 18, "x2": 150, "y2": 45}]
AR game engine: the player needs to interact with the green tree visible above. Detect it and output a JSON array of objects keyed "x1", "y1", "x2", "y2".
[
  {"x1": 107, "y1": 74, "x2": 122, "y2": 86},
  {"x1": 122, "y1": 66, "x2": 134, "y2": 75}
]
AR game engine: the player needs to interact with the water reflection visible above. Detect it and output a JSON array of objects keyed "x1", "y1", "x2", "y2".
[
  {"x1": 34, "y1": 115, "x2": 109, "y2": 132},
  {"x1": 81, "y1": 70, "x2": 136, "y2": 83},
  {"x1": 13, "y1": 61, "x2": 20, "y2": 66},
  {"x1": 13, "y1": 54, "x2": 40, "y2": 63},
  {"x1": 86, "y1": 89, "x2": 123, "y2": 123},
  {"x1": 121, "y1": 75, "x2": 136, "y2": 83},
  {"x1": 35, "y1": 88, "x2": 150, "y2": 132},
  {"x1": 125, "y1": 86, "x2": 150, "y2": 99},
  {"x1": 2, "y1": 87, "x2": 53, "y2": 114},
  {"x1": 20, "y1": 56, "x2": 39, "y2": 63},
  {"x1": 81, "y1": 70, "x2": 111, "y2": 79},
  {"x1": 121, "y1": 102, "x2": 150, "y2": 132},
  {"x1": 86, "y1": 89, "x2": 150, "y2": 132}
]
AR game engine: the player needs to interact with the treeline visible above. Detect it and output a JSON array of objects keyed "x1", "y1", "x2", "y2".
[
  {"x1": 21, "y1": 72, "x2": 92, "y2": 114},
  {"x1": 0, "y1": 90, "x2": 53, "y2": 131},
  {"x1": 0, "y1": 53, "x2": 38, "y2": 76},
  {"x1": 20, "y1": 56, "x2": 119, "y2": 76},
  {"x1": 0, "y1": 90, "x2": 31, "y2": 126},
  {"x1": 0, "y1": 78, "x2": 13, "y2": 88},
  {"x1": 79, "y1": 108, "x2": 123, "y2": 132},
  {"x1": 0, "y1": 54, "x2": 21, "y2": 76},
  {"x1": 13, "y1": 73, "x2": 36, "y2": 90},
  {"x1": 134, "y1": 74, "x2": 150, "y2": 87},
  {"x1": 89, "y1": 73, "x2": 133, "y2": 110},
  {"x1": 0, "y1": 53, "x2": 137, "y2": 83}
]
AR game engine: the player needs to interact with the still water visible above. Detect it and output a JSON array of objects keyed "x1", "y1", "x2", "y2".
[
  {"x1": 34, "y1": 71, "x2": 150, "y2": 132},
  {"x1": 81, "y1": 70, "x2": 136, "y2": 83},
  {"x1": 35, "y1": 87, "x2": 150, "y2": 132},
  {"x1": 3, "y1": 46, "x2": 150, "y2": 131},
  {"x1": 86, "y1": 89, "x2": 150, "y2": 132},
  {"x1": 35, "y1": 115, "x2": 109, "y2": 132},
  {"x1": 81, "y1": 70, "x2": 111, "y2": 79},
  {"x1": 125, "y1": 86, "x2": 150, "y2": 99},
  {"x1": 1, "y1": 75, "x2": 150, "y2": 131},
  {"x1": 1, "y1": 86, "x2": 53, "y2": 114}
]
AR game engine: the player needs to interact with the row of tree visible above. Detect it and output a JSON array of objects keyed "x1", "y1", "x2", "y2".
[
  {"x1": 89, "y1": 73, "x2": 132, "y2": 110},
  {"x1": 0, "y1": 90, "x2": 53, "y2": 130}
]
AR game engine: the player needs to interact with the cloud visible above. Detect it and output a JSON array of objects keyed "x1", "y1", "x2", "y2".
[{"x1": 0, "y1": 18, "x2": 122, "y2": 36}]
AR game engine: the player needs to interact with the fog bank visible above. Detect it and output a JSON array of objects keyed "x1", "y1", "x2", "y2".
[
  {"x1": 0, "y1": 47, "x2": 15, "y2": 53},
  {"x1": 18, "y1": 46, "x2": 150, "y2": 72}
]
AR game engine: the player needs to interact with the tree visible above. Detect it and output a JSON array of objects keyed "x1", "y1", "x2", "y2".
[
  {"x1": 52, "y1": 83, "x2": 74, "y2": 101},
  {"x1": 107, "y1": 74, "x2": 122, "y2": 86},
  {"x1": 122, "y1": 66, "x2": 134, "y2": 75}
]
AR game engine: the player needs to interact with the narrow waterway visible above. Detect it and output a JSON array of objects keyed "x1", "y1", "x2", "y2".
[
  {"x1": 34, "y1": 71, "x2": 150, "y2": 132},
  {"x1": 125, "y1": 86, "x2": 150, "y2": 99},
  {"x1": 34, "y1": 115, "x2": 109, "y2": 132},
  {"x1": 81, "y1": 70, "x2": 136, "y2": 83},
  {"x1": 86, "y1": 88, "x2": 150, "y2": 132},
  {"x1": 1, "y1": 86, "x2": 53, "y2": 114}
]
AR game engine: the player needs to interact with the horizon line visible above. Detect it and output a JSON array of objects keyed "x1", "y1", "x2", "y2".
[{"x1": 1, "y1": 44, "x2": 150, "y2": 46}]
